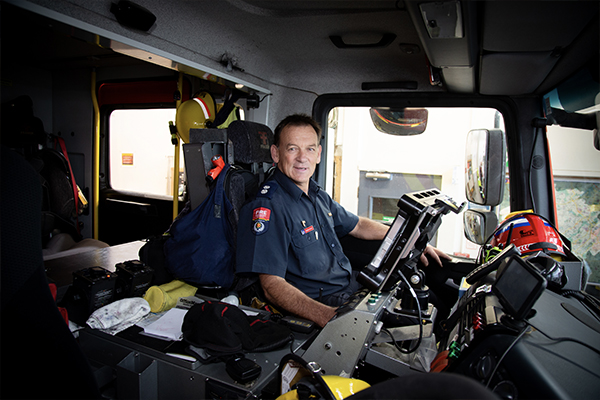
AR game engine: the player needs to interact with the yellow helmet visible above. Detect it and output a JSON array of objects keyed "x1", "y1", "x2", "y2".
[
  {"x1": 277, "y1": 354, "x2": 370, "y2": 400},
  {"x1": 175, "y1": 91, "x2": 215, "y2": 143},
  {"x1": 278, "y1": 375, "x2": 370, "y2": 400}
]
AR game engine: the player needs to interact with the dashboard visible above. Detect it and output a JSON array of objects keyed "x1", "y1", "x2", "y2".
[{"x1": 305, "y1": 189, "x2": 600, "y2": 399}]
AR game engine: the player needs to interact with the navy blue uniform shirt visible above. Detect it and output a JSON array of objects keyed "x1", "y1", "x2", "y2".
[{"x1": 236, "y1": 168, "x2": 359, "y2": 299}]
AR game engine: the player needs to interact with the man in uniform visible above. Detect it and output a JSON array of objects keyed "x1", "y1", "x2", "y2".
[{"x1": 236, "y1": 114, "x2": 449, "y2": 327}]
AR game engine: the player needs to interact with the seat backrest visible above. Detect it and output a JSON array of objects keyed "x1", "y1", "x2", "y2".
[
  {"x1": 183, "y1": 120, "x2": 274, "y2": 214},
  {"x1": 226, "y1": 120, "x2": 275, "y2": 220}
]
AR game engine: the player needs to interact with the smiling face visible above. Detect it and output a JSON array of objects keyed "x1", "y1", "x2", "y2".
[{"x1": 271, "y1": 124, "x2": 322, "y2": 194}]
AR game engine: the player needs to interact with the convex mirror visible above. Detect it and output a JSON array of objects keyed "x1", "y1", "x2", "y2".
[
  {"x1": 369, "y1": 107, "x2": 428, "y2": 136},
  {"x1": 463, "y1": 209, "x2": 498, "y2": 245}
]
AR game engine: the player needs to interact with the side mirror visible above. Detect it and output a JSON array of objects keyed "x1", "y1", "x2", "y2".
[
  {"x1": 463, "y1": 209, "x2": 498, "y2": 245},
  {"x1": 464, "y1": 129, "x2": 506, "y2": 206}
]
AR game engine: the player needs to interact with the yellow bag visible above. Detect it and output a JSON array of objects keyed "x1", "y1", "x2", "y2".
[{"x1": 143, "y1": 280, "x2": 197, "y2": 313}]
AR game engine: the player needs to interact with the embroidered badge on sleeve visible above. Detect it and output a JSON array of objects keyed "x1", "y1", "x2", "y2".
[{"x1": 252, "y1": 207, "x2": 271, "y2": 235}]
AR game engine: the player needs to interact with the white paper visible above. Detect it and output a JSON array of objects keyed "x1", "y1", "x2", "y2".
[{"x1": 142, "y1": 307, "x2": 188, "y2": 341}]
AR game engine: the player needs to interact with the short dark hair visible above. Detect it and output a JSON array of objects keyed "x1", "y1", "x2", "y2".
[{"x1": 273, "y1": 114, "x2": 322, "y2": 146}]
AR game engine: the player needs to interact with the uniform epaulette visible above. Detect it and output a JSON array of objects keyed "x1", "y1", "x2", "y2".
[{"x1": 256, "y1": 181, "x2": 279, "y2": 199}]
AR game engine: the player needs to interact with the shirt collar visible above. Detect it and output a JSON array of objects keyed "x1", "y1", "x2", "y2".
[{"x1": 273, "y1": 168, "x2": 320, "y2": 201}]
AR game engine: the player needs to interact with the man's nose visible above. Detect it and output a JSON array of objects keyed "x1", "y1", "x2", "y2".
[{"x1": 296, "y1": 149, "x2": 308, "y2": 161}]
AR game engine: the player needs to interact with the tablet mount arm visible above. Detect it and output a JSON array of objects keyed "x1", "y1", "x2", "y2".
[{"x1": 358, "y1": 190, "x2": 464, "y2": 319}]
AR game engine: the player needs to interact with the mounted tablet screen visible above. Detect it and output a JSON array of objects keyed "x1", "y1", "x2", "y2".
[{"x1": 493, "y1": 255, "x2": 547, "y2": 321}]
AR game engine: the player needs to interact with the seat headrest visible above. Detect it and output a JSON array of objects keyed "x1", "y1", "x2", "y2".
[
  {"x1": 227, "y1": 120, "x2": 273, "y2": 164},
  {"x1": 188, "y1": 128, "x2": 227, "y2": 144}
]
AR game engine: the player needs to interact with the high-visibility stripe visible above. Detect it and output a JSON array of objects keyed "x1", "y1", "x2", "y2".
[{"x1": 193, "y1": 97, "x2": 211, "y2": 119}]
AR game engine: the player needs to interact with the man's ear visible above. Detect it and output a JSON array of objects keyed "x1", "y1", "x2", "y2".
[
  {"x1": 316, "y1": 144, "x2": 322, "y2": 164},
  {"x1": 271, "y1": 144, "x2": 279, "y2": 163}
]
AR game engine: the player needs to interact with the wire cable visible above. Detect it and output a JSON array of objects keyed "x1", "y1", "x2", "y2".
[
  {"x1": 528, "y1": 126, "x2": 539, "y2": 213},
  {"x1": 289, "y1": 333, "x2": 296, "y2": 354},
  {"x1": 259, "y1": 93, "x2": 272, "y2": 103},
  {"x1": 525, "y1": 319, "x2": 600, "y2": 356},
  {"x1": 561, "y1": 290, "x2": 600, "y2": 322},
  {"x1": 385, "y1": 269, "x2": 423, "y2": 354},
  {"x1": 381, "y1": 324, "x2": 422, "y2": 356},
  {"x1": 485, "y1": 323, "x2": 529, "y2": 388}
]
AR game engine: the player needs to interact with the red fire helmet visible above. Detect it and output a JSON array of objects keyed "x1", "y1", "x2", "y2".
[{"x1": 491, "y1": 212, "x2": 566, "y2": 259}]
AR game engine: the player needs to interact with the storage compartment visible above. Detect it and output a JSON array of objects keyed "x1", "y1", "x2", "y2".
[{"x1": 116, "y1": 352, "x2": 158, "y2": 400}]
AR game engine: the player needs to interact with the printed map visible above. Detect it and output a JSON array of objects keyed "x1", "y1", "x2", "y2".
[{"x1": 555, "y1": 181, "x2": 600, "y2": 283}]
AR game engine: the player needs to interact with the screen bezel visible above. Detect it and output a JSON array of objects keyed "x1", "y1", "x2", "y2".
[{"x1": 492, "y1": 255, "x2": 547, "y2": 321}]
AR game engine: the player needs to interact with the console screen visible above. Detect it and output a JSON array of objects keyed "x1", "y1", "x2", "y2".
[{"x1": 493, "y1": 255, "x2": 547, "y2": 320}]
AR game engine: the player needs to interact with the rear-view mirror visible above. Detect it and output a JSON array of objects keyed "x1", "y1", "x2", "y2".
[
  {"x1": 369, "y1": 107, "x2": 428, "y2": 136},
  {"x1": 465, "y1": 129, "x2": 506, "y2": 206}
]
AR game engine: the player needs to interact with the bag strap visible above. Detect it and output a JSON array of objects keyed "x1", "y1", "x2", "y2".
[
  {"x1": 53, "y1": 136, "x2": 80, "y2": 233},
  {"x1": 207, "y1": 89, "x2": 243, "y2": 129}
]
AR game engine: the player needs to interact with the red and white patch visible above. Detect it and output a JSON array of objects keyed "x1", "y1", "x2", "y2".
[{"x1": 253, "y1": 207, "x2": 271, "y2": 221}]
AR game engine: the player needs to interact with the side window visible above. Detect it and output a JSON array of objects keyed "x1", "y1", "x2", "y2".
[
  {"x1": 109, "y1": 108, "x2": 184, "y2": 198},
  {"x1": 326, "y1": 107, "x2": 507, "y2": 260},
  {"x1": 547, "y1": 126, "x2": 600, "y2": 283}
]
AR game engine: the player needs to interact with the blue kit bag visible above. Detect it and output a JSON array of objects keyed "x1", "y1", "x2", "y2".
[{"x1": 164, "y1": 163, "x2": 236, "y2": 288}]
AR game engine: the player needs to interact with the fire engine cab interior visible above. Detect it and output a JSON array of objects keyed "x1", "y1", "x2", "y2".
[{"x1": 1, "y1": 1, "x2": 599, "y2": 399}]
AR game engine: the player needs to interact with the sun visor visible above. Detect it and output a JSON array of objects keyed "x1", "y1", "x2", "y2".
[{"x1": 480, "y1": 53, "x2": 559, "y2": 95}]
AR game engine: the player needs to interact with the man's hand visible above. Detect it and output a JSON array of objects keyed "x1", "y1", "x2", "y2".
[
  {"x1": 259, "y1": 274, "x2": 336, "y2": 327},
  {"x1": 420, "y1": 245, "x2": 452, "y2": 267}
]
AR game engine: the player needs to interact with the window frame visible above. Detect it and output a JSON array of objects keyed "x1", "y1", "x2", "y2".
[
  {"x1": 312, "y1": 94, "x2": 519, "y2": 191},
  {"x1": 97, "y1": 78, "x2": 191, "y2": 198},
  {"x1": 100, "y1": 103, "x2": 182, "y2": 200},
  {"x1": 312, "y1": 93, "x2": 521, "y2": 259}
]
